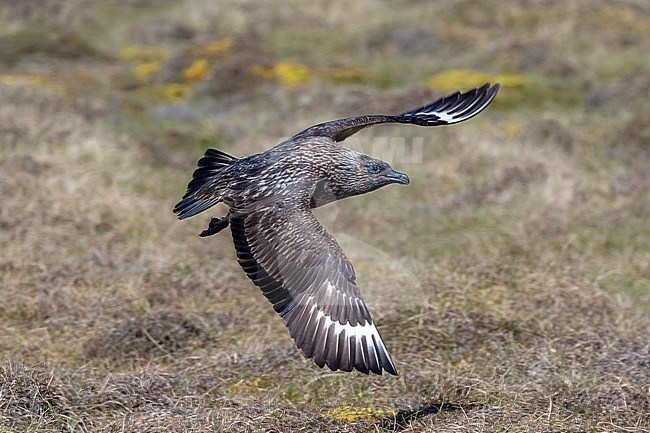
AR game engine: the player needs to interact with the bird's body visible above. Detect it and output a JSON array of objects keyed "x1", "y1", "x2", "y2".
[
  {"x1": 181, "y1": 137, "x2": 403, "y2": 214},
  {"x1": 174, "y1": 83, "x2": 500, "y2": 375}
]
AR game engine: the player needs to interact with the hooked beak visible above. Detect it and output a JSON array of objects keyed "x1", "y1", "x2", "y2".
[{"x1": 386, "y1": 170, "x2": 410, "y2": 185}]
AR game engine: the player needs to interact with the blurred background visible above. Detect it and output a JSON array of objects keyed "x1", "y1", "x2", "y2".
[{"x1": 1, "y1": 1, "x2": 648, "y2": 432}]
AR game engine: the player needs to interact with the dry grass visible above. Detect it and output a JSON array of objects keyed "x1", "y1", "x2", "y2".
[{"x1": 1, "y1": 0, "x2": 649, "y2": 431}]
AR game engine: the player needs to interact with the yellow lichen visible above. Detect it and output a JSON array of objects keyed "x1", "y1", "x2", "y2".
[
  {"x1": 327, "y1": 406, "x2": 394, "y2": 422},
  {"x1": 251, "y1": 61, "x2": 311, "y2": 87},
  {"x1": 0, "y1": 74, "x2": 48, "y2": 87},
  {"x1": 327, "y1": 66, "x2": 369, "y2": 84},
  {"x1": 120, "y1": 45, "x2": 146, "y2": 59},
  {"x1": 427, "y1": 69, "x2": 548, "y2": 107},
  {"x1": 134, "y1": 60, "x2": 161, "y2": 80},
  {"x1": 0, "y1": 74, "x2": 67, "y2": 93},
  {"x1": 427, "y1": 69, "x2": 531, "y2": 92},
  {"x1": 197, "y1": 38, "x2": 233, "y2": 56},
  {"x1": 120, "y1": 45, "x2": 165, "y2": 61},
  {"x1": 155, "y1": 83, "x2": 190, "y2": 100},
  {"x1": 183, "y1": 59, "x2": 209, "y2": 83}
]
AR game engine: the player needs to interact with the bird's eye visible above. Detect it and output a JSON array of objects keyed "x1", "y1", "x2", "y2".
[{"x1": 366, "y1": 162, "x2": 382, "y2": 174}]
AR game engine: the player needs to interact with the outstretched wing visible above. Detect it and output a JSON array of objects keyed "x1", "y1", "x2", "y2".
[
  {"x1": 229, "y1": 201, "x2": 397, "y2": 375},
  {"x1": 295, "y1": 82, "x2": 500, "y2": 142}
]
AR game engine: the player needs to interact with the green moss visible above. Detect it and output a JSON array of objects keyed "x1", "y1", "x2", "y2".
[{"x1": 0, "y1": 28, "x2": 110, "y2": 65}]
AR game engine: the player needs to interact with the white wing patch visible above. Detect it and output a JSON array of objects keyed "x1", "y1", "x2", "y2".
[
  {"x1": 319, "y1": 308, "x2": 390, "y2": 371},
  {"x1": 411, "y1": 110, "x2": 455, "y2": 122},
  {"x1": 285, "y1": 281, "x2": 397, "y2": 374},
  {"x1": 411, "y1": 94, "x2": 493, "y2": 124}
]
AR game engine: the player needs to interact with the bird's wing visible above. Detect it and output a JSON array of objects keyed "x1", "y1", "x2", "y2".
[
  {"x1": 229, "y1": 201, "x2": 397, "y2": 375},
  {"x1": 294, "y1": 82, "x2": 500, "y2": 142}
]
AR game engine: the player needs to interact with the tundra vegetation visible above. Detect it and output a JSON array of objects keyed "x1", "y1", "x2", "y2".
[{"x1": 0, "y1": 1, "x2": 648, "y2": 431}]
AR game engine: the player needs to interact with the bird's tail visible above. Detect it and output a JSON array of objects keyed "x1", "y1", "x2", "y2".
[{"x1": 173, "y1": 148, "x2": 238, "y2": 219}]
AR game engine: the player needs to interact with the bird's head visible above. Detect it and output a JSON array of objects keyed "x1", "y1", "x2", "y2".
[
  {"x1": 359, "y1": 155, "x2": 410, "y2": 188},
  {"x1": 334, "y1": 151, "x2": 410, "y2": 199}
]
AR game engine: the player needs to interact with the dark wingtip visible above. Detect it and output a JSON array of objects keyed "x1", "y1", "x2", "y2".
[
  {"x1": 485, "y1": 82, "x2": 501, "y2": 99},
  {"x1": 384, "y1": 364, "x2": 399, "y2": 376},
  {"x1": 488, "y1": 81, "x2": 500, "y2": 95}
]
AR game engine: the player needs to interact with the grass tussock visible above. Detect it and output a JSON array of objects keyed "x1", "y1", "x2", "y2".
[
  {"x1": 83, "y1": 310, "x2": 214, "y2": 361},
  {"x1": 1, "y1": 0, "x2": 649, "y2": 431}
]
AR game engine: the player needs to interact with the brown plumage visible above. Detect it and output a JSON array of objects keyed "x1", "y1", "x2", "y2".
[{"x1": 174, "y1": 83, "x2": 500, "y2": 375}]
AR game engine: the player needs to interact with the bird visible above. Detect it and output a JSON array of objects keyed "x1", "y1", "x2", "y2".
[{"x1": 173, "y1": 83, "x2": 500, "y2": 376}]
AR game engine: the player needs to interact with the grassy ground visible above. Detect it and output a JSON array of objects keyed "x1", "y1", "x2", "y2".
[{"x1": 1, "y1": 0, "x2": 648, "y2": 431}]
